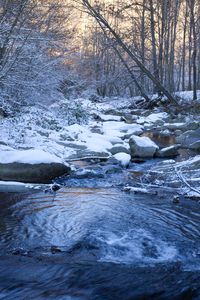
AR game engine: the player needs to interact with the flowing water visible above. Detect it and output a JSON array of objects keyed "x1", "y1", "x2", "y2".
[{"x1": 0, "y1": 179, "x2": 200, "y2": 299}]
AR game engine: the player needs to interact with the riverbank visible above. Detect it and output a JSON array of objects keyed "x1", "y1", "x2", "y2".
[{"x1": 1, "y1": 92, "x2": 200, "y2": 197}]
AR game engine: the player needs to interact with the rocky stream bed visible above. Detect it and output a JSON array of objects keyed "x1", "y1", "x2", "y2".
[{"x1": 1, "y1": 96, "x2": 200, "y2": 299}]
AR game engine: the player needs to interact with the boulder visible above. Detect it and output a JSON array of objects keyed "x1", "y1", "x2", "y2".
[
  {"x1": 108, "y1": 144, "x2": 130, "y2": 155},
  {"x1": 0, "y1": 149, "x2": 71, "y2": 183},
  {"x1": 189, "y1": 140, "x2": 200, "y2": 151},
  {"x1": 129, "y1": 135, "x2": 159, "y2": 158},
  {"x1": 156, "y1": 145, "x2": 180, "y2": 158},
  {"x1": 120, "y1": 113, "x2": 137, "y2": 124},
  {"x1": 113, "y1": 153, "x2": 131, "y2": 167},
  {"x1": 165, "y1": 121, "x2": 199, "y2": 131},
  {"x1": 176, "y1": 128, "x2": 200, "y2": 148},
  {"x1": 0, "y1": 162, "x2": 71, "y2": 183}
]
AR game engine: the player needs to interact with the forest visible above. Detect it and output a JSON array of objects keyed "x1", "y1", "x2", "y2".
[
  {"x1": 0, "y1": 1, "x2": 200, "y2": 299},
  {"x1": 0, "y1": 0, "x2": 199, "y2": 109}
]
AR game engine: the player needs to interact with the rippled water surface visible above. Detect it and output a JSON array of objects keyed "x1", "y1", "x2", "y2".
[{"x1": 0, "y1": 187, "x2": 200, "y2": 299}]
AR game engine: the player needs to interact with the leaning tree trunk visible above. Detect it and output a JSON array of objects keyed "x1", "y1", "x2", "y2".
[{"x1": 81, "y1": 0, "x2": 178, "y2": 105}]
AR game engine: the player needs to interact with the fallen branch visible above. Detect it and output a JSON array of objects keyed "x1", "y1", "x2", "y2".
[{"x1": 175, "y1": 166, "x2": 200, "y2": 196}]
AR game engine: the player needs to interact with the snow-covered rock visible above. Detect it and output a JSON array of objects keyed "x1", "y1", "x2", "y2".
[
  {"x1": 98, "y1": 114, "x2": 121, "y2": 122},
  {"x1": 137, "y1": 112, "x2": 168, "y2": 125},
  {"x1": 189, "y1": 140, "x2": 200, "y2": 151},
  {"x1": 108, "y1": 144, "x2": 130, "y2": 155},
  {"x1": 176, "y1": 128, "x2": 200, "y2": 148},
  {"x1": 0, "y1": 149, "x2": 63, "y2": 164},
  {"x1": 103, "y1": 121, "x2": 143, "y2": 139},
  {"x1": 165, "y1": 121, "x2": 199, "y2": 131},
  {"x1": 0, "y1": 149, "x2": 71, "y2": 183},
  {"x1": 129, "y1": 135, "x2": 159, "y2": 158},
  {"x1": 0, "y1": 181, "x2": 45, "y2": 192},
  {"x1": 113, "y1": 153, "x2": 131, "y2": 167},
  {"x1": 156, "y1": 145, "x2": 180, "y2": 158},
  {"x1": 143, "y1": 155, "x2": 200, "y2": 192}
]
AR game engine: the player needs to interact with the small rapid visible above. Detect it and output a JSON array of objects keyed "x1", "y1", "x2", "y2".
[{"x1": 0, "y1": 186, "x2": 200, "y2": 299}]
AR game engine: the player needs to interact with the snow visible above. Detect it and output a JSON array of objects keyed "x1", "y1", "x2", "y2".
[
  {"x1": 0, "y1": 91, "x2": 198, "y2": 170},
  {"x1": 0, "y1": 180, "x2": 46, "y2": 192},
  {"x1": 113, "y1": 153, "x2": 131, "y2": 167},
  {"x1": 176, "y1": 90, "x2": 200, "y2": 102},
  {"x1": 99, "y1": 114, "x2": 121, "y2": 121},
  {"x1": 0, "y1": 149, "x2": 63, "y2": 164},
  {"x1": 137, "y1": 112, "x2": 168, "y2": 124},
  {"x1": 0, "y1": 181, "x2": 25, "y2": 186},
  {"x1": 124, "y1": 186, "x2": 149, "y2": 194},
  {"x1": 130, "y1": 135, "x2": 159, "y2": 148},
  {"x1": 103, "y1": 121, "x2": 143, "y2": 138}
]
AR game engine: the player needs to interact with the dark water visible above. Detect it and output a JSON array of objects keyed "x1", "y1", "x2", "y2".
[{"x1": 0, "y1": 186, "x2": 200, "y2": 299}]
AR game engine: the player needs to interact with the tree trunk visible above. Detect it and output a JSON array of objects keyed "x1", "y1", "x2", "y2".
[{"x1": 82, "y1": 0, "x2": 178, "y2": 105}]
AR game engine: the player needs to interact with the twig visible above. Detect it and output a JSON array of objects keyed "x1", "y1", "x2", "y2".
[{"x1": 175, "y1": 166, "x2": 200, "y2": 195}]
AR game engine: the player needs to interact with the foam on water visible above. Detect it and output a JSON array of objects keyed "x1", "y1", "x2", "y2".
[{"x1": 96, "y1": 229, "x2": 178, "y2": 265}]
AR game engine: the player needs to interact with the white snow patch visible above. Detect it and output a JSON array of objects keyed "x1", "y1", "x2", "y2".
[
  {"x1": 0, "y1": 149, "x2": 63, "y2": 164},
  {"x1": 130, "y1": 135, "x2": 159, "y2": 148},
  {"x1": 0, "y1": 181, "x2": 25, "y2": 186},
  {"x1": 99, "y1": 114, "x2": 121, "y2": 121},
  {"x1": 124, "y1": 186, "x2": 149, "y2": 194},
  {"x1": 103, "y1": 121, "x2": 143, "y2": 138},
  {"x1": 137, "y1": 112, "x2": 168, "y2": 124},
  {"x1": 113, "y1": 153, "x2": 131, "y2": 167}
]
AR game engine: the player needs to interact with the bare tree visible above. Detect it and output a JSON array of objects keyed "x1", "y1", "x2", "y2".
[{"x1": 80, "y1": 0, "x2": 178, "y2": 104}]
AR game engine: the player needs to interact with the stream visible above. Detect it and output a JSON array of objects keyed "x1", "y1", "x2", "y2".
[{"x1": 0, "y1": 159, "x2": 200, "y2": 300}]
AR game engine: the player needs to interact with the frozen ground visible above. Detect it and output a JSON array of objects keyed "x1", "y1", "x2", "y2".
[
  {"x1": 1, "y1": 91, "x2": 200, "y2": 196},
  {"x1": 0, "y1": 96, "x2": 167, "y2": 163}
]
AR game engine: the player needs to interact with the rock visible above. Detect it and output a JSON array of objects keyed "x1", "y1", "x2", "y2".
[
  {"x1": 155, "y1": 159, "x2": 176, "y2": 167},
  {"x1": 50, "y1": 246, "x2": 62, "y2": 254},
  {"x1": 90, "y1": 126, "x2": 103, "y2": 134},
  {"x1": 89, "y1": 94, "x2": 101, "y2": 102},
  {"x1": 165, "y1": 121, "x2": 199, "y2": 131},
  {"x1": 105, "y1": 164, "x2": 122, "y2": 173},
  {"x1": 172, "y1": 195, "x2": 180, "y2": 204},
  {"x1": 108, "y1": 144, "x2": 130, "y2": 155},
  {"x1": 94, "y1": 113, "x2": 121, "y2": 122},
  {"x1": 50, "y1": 183, "x2": 62, "y2": 192},
  {"x1": 129, "y1": 135, "x2": 159, "y2": 158},
  {"x1": 174, "y1": 130, "x2": 183, "y2": 136},
  {"x1": 113, "y1": 152, "x2": 131, "y2": 167},
  {"x1": 159, "y1": 129, "x2": 171, "y2": 137},
  {"x1": 0, "y1": 107, "x2": 8, "y2": 118},
  {"x1": 122, "y1": 129, "x2": 143, "y2": 140},
  {"x1": 0, "y1": 181, "x2": 44, "y2": 193},
  {"x1": 156, "y1": 120, "x2": 165, "y2": 126},
  {"x1": 0, "y1": 162, "x2": 71, "y2": 183},
  {"x1": 67, "y1": 150, "x2": 110, "y2": 160},
  {"x1": 144, "y1": 155, "x2": 200, "y2": 190},
  {"x1": 72, "y1": 168, "x2": 104, "y2": 179},
  {"x1": 156, "y1": 145, "x2": 180, "y2": 158},
  {"x1": 189, "y1": 140, "x2": 200, "y2": 151},
  {"x1": 131, "y1": 158, "x2": 146, "y2": 163},
  {"x1": 0, "y1": 148, "x2": 71, "y2": 183},
  {"x1": 60, "y1": 133, "x2": 75, "y2": 141},
  {"x1": 120, "y1": 113, "x2": 136, "y2": 124},
  {"x1": 176, "y1": 128, "x2": 200, "y2": 148},
  {"x1": 37, "y1": 130, "x2": 49, "y2": 137},
  {"x1": 188, "y1": 121, "x2": 199, "y2": 130}
]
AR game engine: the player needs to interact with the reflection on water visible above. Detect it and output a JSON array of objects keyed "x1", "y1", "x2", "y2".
[{"x1": 0, "y1": 188, "x2": 200, "y2": 299}]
